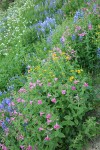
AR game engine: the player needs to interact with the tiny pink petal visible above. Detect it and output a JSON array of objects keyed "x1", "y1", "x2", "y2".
[
  {"x1": 47, "y1": 119, "x2": 52, "y2": 124},
  {"x1": 38, "y1": 100, "x2": 42, "y2": 105},
  {"x1": 74, "y1": 80, "x2": 79, "y2": 84},
  {"x1": 62, "y1": 90, "x2": 66, "y2": 95},
  {"x1": 39, "y1": 127, "x2": 44, "y2": 131},
  {"x1": 54, "y1": 123, "x2": 60, "y2": 130},
  {"x1": 40, "y1": 112, "x2": 44, "y2": 116},
  {"x1": 71, "y1": 86, "x2": 76, "y2": 90},
  {"x1": 44, "y1": 135, "x2": 50, "y2": 141},
  {"x1": 30, "y1": 101, "x2": 33, "y2": 105},
  {"x1": 83, "y1": 82, "x2": 88, "y2": 87},
  {"x1": 26, "y1": 145, "x2": 32, "y2": 150},
  {"x1": 54, "y1": 78, "x2": 58, "y2": 81},
  {"x1": 51, "y1": 98, "x2": 56, "y2": 103},
  {"x1": 47, "y1": 93, "x2": 51, "y2": 98},
  {"x1": 46, "y1": 114, "x2": 51, "y2": 119}
]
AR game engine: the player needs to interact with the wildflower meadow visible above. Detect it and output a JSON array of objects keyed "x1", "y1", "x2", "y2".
[{"x1": 0, "y1": 0, "x2": 100, "y2": 150}]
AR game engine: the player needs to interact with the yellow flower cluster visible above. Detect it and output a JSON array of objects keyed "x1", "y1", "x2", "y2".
[
  {"x1": 34, "y1": 66, "x2": 40, "y2": 71},
  {"x1": 28, "y1": 68, "x2": 32, "y2": 73},
  {"x1": 75, "y1": 69, "x2": 81, "y2": 74},
  {"x1": 66, "y1": 55, "x2": 71, "y2": 61},
  {"x1": 52, "y1": 53, "x2": 59, "y2": 61},
  {"x1": 75, "y1": 69, "x2": 83, "y2": 74},
  {"x1": 69, "y1": 76, "x2": 74, "y2": 81}
]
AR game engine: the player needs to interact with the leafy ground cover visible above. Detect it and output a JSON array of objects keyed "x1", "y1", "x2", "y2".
[{"x1": 0, "y1": 0, "x2": 100, "y2": 150}]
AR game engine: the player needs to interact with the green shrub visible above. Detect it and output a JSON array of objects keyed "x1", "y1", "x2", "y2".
[{"x1": 0, "y1": 50, "x2": 98, "y2": 150}]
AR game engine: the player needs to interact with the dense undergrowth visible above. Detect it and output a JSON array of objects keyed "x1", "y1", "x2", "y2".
[{"x1": 0, "y1": 0, "x2": 100, "y2": 150}]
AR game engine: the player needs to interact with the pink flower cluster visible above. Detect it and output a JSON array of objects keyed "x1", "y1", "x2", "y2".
[
  {"x1": 44, "y1": 135, "x2": 50, "y2": 141},
  {"x1": 18, "y1": 88, "x2": 27, "y2": 93},
  {"x1": 54, "y1": 123, "x2": 60, "y2": 130},
  {"x1": 71, "y1": 86, "x2": 76, "y2": 90},
  {"x1": 26, "y1": 145, "x2": 32, "y2": 150},
  {"x1": 62, "y1": 90, "x2": 66, "y2": 95},
  {"x1": 78, "y1": 32, "x2": 86, "y2": 37},
  {"x1": 16, "y1": 98, "x2": 25, "y2": 103},
  {"x1": 38, "y1": 100, "x2": 42, "y2": 105},
  {"x1": 0, "y1": 144, "x2": 8, "y2": 150},
  {"x1": 51, "y1": 98, "x2": 56, "y2": 103},
  {"x1": 83, "y1": 82, "x2": 88, "y2": 87},
  {"x1": 29, "y1": 82, "x2": 36, "y2": 89}
]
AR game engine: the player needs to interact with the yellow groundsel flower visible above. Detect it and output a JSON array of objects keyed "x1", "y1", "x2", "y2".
[
  {"x1": 28, "y1": 68, "x2": 32, "y2": 73},
  {"x1": 77, "y1": 70, "x2": 81, "y2": 74},
  {"x1": 61, "y1": 52, "x2": 66, "y2": 55},
  {"x1": 34, "y1": 66, "x2": 40, "y2": 71},
  {"x1": 70, "y1": 70, "x2": 74, "y2": 72},
  {"x1": 66, "y1": 55, "x2": 71, "y2": 61},
  {"x1": 52, "y1": 53, "x2": 59, "y2": 61},
  {"x1": 69, "y1": 76, "x2": 74, "y2": 81},
  {"x1": 53, "y1": 57, "x2": 59, "y2": 61},
  {"x1": 52, "y1": 53, "x2": 57, "y2": 58}
]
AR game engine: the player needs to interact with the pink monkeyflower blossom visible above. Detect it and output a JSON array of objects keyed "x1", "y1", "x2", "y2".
[
  {"x1": 54, "y1": 78, "x2": 58, "y2": 81},
  {"x1": 78, "y1": 32, "x2": 86, "y2": 37},
  {"x1": 16, "y1": 98, "x2": 21, "y2": 103},
  {"x1": 10, "y1": 117, "x2": 15, "y2": 121},
  {"x1": 26, "y1": 145, "x2": 32, "y2": 150},
  {"x1": 0, "y1": 144, "x2": 8, "y2": 150},
  {"x1": 88, "y1": 24, "x2": 92, "y2": 30},
  {"x1": 48, "y1": 82, "x2": 51, "y2": 86},
  {"x1": 18, "y1": 113, "x2": 23, "y2": 116},
  {"x1": 40, "y1": 112, "x2": 44, "y2": 116},
  {"x1": 18, "y1": 135, "x2": 24, "y2": 140},
  {"x1": 21, "y1": 99, "x2": 25, "y2": 103},
  {"x1": 18, "y1": 88, "x2": 27, "y2": 93},
  {"x1": 30, "y1": 101, "x2": 33, "y2": 105},
  {"x1": 29, "y1": 82, "x2": 36, "y2": 89},
  {"x1": 75, "y1": 26, "x2": 81, "y2": 31},
  {"x1": 83, "y1": 82, "x2": 88, "y2": 87},
  {"x1": 47, "y1": 119, "x2": 52, "y2": 124},
  {"x1": 38, "y1": 83, "x2": 43, "y2": 87},
  {"x1": 44, "y1": 135, "x2": 50, "y2": 141},
  {"x1": 54, "y1": 123, "x2": 60, "y2": 130},
  {"x1": 38, "y1": 127, "x2": 44, "y2": 131},
  {"x1": 71, "y1": 86, "x2": 76, "y2": 90},
  {"x1": 62, "y1": 90, "x2": 66, "y2": 95},
  {"x1": 38, "y1": 100, "x2": 42, "y2": 105},
  {"x1": 51, "y1": 98, "x2": 56, "y2": 103},
  {"x1": 47, "y1": 93, "x2": 51, "y2": 98},
  {"x1": 46, "y1": 114, "x2": 51, "y2": 119},
  {"x1": 36, "y1": 80, "x2": 41, "y2": 84},
  {"x1": 13, "y1": 110, "x2": 18, "y2": 115},
  {"x1": 74, "y1": 80, "x2": 79, "y2": 84},
  {"x1": 20, "y1": 145, "x2": 24, "y2": 150}
]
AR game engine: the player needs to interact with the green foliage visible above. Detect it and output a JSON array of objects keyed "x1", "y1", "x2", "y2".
[{"x1": 0, "y1": 50, "x2": 98, "y2": 149}]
